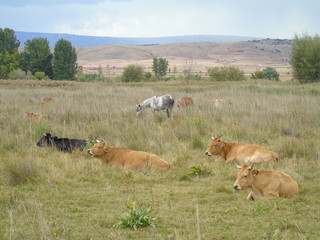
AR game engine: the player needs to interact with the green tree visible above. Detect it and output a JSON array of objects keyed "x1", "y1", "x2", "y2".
[
  {"x1": 21, "y1": 38, "x2": 53, "y2": 78},
  {"x1": 122, "y1": 64, "x2": 144, "y2": 82},
  {"x1": 0, "y1": 28, "x2": 20, "y2": 54},
  {"x1": 0, "y1": 28, "x2": 21, "y2": 79},
  {"x1": 291, "y1": 33, "x2": 320, "y2": 83},
  {"x1": 0, "y1": 49, "x2": 21, "y2": 79},
  {"x1": 152, "y1": 58, "x2": 169, "y2": 80},
  {"x1": 53, "y1": 39, "x2": 78, "y2": 80}
]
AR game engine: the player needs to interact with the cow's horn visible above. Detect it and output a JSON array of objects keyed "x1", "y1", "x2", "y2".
[
  {"x1": 250, "y1": 163, "x2": 256, "y2": 169},
  {"x1": 218, "y1": 134, "x2": 223, "y2": 138},
  {"x1": 96, "y1": 139, "x2": 100, "y2": 143},
  {"x1": 234, "y1": 161, "x2": 242, "y2": 169}
]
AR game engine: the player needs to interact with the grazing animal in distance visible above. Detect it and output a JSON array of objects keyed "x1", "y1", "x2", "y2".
[
  {"x1": 136, "y1": 94, "x2": 174, "y2": 117},
  {"x1": 177, "y1": 97, "x2": 193, "y2": 108},
  {"x1": 214, "y1": 98, "x2": 224, "y2": 108},
  {"x1": 26, "y1": 112, "x2": 48, "y2": 119},
  {"x1": 205, "y1": 136, "x2": 279, "y2": 163},
  {"x1": 36, "y1": 133, "x2": 87, "y2": 153},
  {"x1": 233, "y1": 163, "x2": 299, "y2": 200},
  {"x1": 39, "y1": 97, "x2": 54, "y2": 105},
  {"x1": 87, "y1": 140, "x2": 170, "y2": 169}
]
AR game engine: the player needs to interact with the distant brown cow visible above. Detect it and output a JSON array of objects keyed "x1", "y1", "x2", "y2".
[
  {"x1": 26, "y1": 112, "x2": 48, "y2": 119},
  {"x1": 39, "y1": 98, "x2": 54, "y2": 105},
  {"x1": 214, "y1": 98, "x2": 223, "y2": 108},
  {"x1": 87, "y1": 140, "x2": 170, "y2": 169},
  {"x1": 205, "y1": 136, "x2": 279, "y2": 163},
  {"x1": 43, "y1": 97, "x2": 54, "y2": 103},
  {"x1": 177, "y1": 97, "x2": 193, "y2": 108},
  {"x1": 234, "y1": 163, "x2": 299, "y2": 200}
]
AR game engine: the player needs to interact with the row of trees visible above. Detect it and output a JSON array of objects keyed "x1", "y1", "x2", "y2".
[
  {"x1": 122, "y1": 58, "x2": 169, "y2": 82},
  {"x1": 1, "y1": 28, "x2": 319, "y2": 83},
  {"x1": 0, "y1": 28, "x2": 77, "y2": 80}
]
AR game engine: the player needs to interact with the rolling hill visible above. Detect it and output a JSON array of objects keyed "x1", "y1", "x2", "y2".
[
  {"x1": 16, "y1": 31, "x2": 262, "y2": 47},
  {"x1": 76, "y1": 39, "x2": 292, "y2": 80}
]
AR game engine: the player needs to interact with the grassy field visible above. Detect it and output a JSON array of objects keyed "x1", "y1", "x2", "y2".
[{"x1": 0, "y1": 79, "x2": 319, "y2": 240}]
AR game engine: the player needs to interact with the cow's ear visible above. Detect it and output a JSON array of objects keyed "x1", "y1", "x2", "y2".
[
  {"x1": 219, "y1": 142, "x2": 225, "y2": 147},
  {"x1": 251, "y1": 169, "x2": 259, "y2": 176}
]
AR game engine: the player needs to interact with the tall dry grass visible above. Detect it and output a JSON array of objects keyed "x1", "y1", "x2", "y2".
[{"x1": 0, "y1": 79, "x2": 319, "y2": 239}]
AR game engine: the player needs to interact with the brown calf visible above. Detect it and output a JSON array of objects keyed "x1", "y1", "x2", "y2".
[{"x1": 234, "y1": 163, "x2": 299, "y2": 200}]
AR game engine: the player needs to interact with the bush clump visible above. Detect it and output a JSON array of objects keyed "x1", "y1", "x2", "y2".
[
  {"x1": 122, "y1": 64, "x2": 144, "y2": 82},
  {"x1": 251, "y1": 67, "x2": 279, "y2": 81},
  {"x1": 208, "y1": 66, "x2": 245, "y2": 81}
]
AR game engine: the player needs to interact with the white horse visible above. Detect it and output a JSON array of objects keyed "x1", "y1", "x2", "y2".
[{"x1": 136, "y1": 94, "x2": 175, "y2": 117}]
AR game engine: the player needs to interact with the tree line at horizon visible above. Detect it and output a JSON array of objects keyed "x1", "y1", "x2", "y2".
[
  {"x1": 0, "y1": 28, "x2": 77, "y2": 80},
  {"x1": 0, "y1": 28, "x2": 319, "y2": 83}
]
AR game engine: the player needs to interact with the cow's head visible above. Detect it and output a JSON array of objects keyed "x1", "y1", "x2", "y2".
[
  {"x1": 136, "y1": 104, "x2": 143, "y2": 116},
  {"x1": 36, "y1": 132, "x2": 52, "y2": 147},
  {"x1": 233, "y1": 163, "x2": 258, "y2": 190},
  {"x1": 205, "y1": 135, "x2": 224, "y2": 156},
  {"x1": 87, "y1": 140, "x2": 109, "y2": 157}
]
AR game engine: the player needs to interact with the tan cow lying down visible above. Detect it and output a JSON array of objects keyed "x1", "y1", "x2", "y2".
[
  {"x1": 87, "y1": 140, "x2": 170, "y2": 169},
  {"x1": 26, "y1": 112, "x2": 48, "y2": 119},
  {"x1": 177, "y1": 97, "x2": 193, "y2": 108},
  {"x1": 234, "y1": 163, "x2": 299, "y2": 200},
  {"x1": 205, "y1": 136, "x2": 279, "y2": 163}
]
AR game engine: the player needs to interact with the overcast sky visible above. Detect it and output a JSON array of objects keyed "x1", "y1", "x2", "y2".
[{"x1": 0, "y1": 0, "x2": 319, "y2": 39}]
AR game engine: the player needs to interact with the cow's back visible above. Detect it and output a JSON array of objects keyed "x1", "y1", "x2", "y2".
[{"x1": 232, "y1": 143, "x2": 278, "y2": 163}]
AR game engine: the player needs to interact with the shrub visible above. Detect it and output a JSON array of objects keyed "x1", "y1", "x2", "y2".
[
  {"x1": 208, "y1": 66, "x2": 245, "y2": 81},
  {"x1": 143, "y1": 72, "x2": 153, "y2": 81},
  {"x1": 77, "y1": 73, "x2": 104, "y2": 82},
  {"x1": 251, "y1": 70, "x2": 266, "y2": 79},
  {"x1": 113, "y1": 202, "x2": 159, "y2": 230},
  {"x1": 180, "y1": 165, "x2": 212, "y2": 180},
  {"x1": 122, "y1": 64, "x2": 144, "y2": 82},
  {"x1": 8, "y1": 68, "x2": 33, "y2": 80},
  {"x1": 33, "y1": 71, "x2": 49, "y2": 80},
  {"x1": 263, "y1": 67, "x2": 280, "y2": 81}
]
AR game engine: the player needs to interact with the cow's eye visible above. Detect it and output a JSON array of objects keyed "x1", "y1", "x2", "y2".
[
  {"x1": 213, "y1": 144, "x2": 216, "y2": 147},
  {"x1": 243, "y1": 175, "x2": 247, "y2": 179}
]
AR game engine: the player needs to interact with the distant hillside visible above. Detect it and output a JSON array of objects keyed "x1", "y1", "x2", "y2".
[
  {"x1": 16, "y1": 31, "x2": 262, "y2": 47},
  {"x1": 76, "y1": 39, "x2": 292, "y2": 66}
]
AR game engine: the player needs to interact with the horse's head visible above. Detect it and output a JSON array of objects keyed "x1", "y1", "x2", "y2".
[{"x1": 136, "y1": 104, "x2": 143, "y2": 116}]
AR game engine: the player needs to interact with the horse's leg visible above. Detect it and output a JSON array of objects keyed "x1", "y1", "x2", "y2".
[{"x1": 166, "y1": 108, "x2": 170, "y2": 117}]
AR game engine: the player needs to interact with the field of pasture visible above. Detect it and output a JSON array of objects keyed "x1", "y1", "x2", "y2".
[{"x1": 0, "y1": 79, "x2": 320, "y2": 240}]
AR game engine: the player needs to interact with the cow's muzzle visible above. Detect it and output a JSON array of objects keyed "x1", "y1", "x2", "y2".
[
  {"x1": 233, "y1": 184, "x2": 241, "y2": 190},
  {"x1": 205, "y1": 151, "x2": 212, "y2": 156},
  {"x1": 87, "y1": 149, "x2": 93, "y2": 155}
]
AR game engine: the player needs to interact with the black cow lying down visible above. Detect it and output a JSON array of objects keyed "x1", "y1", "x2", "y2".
[{"x1": 36, "y1": 133, "x2": 86, "y2": 153}]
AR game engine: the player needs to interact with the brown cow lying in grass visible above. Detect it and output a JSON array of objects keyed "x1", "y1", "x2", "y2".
[
  {"x1": 87, "y1": 140, "x2": 170, "y2": 169},
  {"x1": 26, "y1": 112, "x2": 48, "y2": 119},
  {"x1": 234, "y1": 163, "x2": 299, "y2": 200},
  {"x1": 177, "y1": 97, "x2": 193, "y2": 108},
  {"x1": 205, "y1": 136, "x2": 279, "y2": 163}
]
